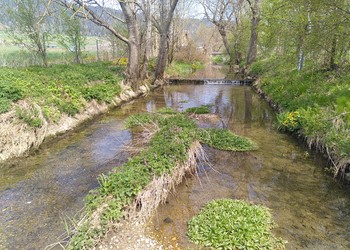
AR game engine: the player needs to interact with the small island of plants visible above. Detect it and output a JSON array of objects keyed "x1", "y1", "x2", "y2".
[{"x1": 188, "y1": 199, "x2": 285, "y2": 250}]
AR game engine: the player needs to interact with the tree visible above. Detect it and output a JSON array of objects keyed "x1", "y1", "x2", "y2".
[
  {"x1": 245, "y1": 0, "x2": 260, "y2": 66},
  {"x1": 56, "y1": 8, "x2": 86, "y2": 64},
  {"x1": 152, "y1": 0, "x2": 180, "y2": 79},
  {"x1": 4, "y1": 0, "x2": 51, "y2": 66},
  {"x1": 201, "y1": 0, "x2": 234, "y2": 57},
  {"x1": 56, "y1": 0, "x2": 142, "y2": 89}
]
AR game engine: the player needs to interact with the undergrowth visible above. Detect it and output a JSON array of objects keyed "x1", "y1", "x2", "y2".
[
  {"x1": 0, "y1": 62, "x2": 123, "y2": 126},
  {"x1": 252, "y1": 58, "x2": 350, "y2": 176},
  {"x1": 188, "y1": 199, "x2": 285, "y2": 249},
  {"x1": 67, "y1": 108, "x2": 257, "y2": 249}
]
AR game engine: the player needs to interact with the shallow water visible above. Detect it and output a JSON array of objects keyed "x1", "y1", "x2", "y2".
[
  {"x1": 0, "y1": 83, "x2": 349, "y2": 249},
  {"x1": 147, "y1": 85, "x2": 350, "y2": 249}
]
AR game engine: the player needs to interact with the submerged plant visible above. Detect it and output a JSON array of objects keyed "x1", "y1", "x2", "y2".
[{"x1": 188, "y1": 199, "x2": 285, "y2": 250}]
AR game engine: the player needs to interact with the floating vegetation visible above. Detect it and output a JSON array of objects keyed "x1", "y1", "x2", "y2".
[{"x1": 188, "y1": 199, "x2": 285, "y2": 250}]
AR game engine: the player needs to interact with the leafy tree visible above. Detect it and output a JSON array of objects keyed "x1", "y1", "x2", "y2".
[
  {"x1": 4, "y1": 0, "x2": 51, "y2": 66},
  {"x1": 56, "y1": 8, "x2": 86, "y2": 64}
]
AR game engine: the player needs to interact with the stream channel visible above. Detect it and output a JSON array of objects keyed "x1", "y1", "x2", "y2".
[{"x1": 1, "y1": 68, "x2": 350, "y2": 249}]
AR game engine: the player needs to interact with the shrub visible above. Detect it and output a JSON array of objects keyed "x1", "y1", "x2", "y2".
[{"x1": 188, "y1": 199, "x2": 285, "y2": 250}]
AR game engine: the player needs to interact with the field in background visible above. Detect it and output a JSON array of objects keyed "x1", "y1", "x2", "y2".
[{"x1": 0, "y1": 30, "x2": 119, "y2": 67}]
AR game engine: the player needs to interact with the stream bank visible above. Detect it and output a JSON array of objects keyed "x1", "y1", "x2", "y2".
[{"x1": 0, "y1": 81, "x2": 159, "y2": 163}]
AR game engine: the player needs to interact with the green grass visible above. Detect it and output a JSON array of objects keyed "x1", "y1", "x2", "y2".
[
  {"x1": 185, "y1": 105, "x2": 211, "y2": 114},
  {"x1": 188, "y1": 199, "x2": 285, "y2": 249},
  {"x1": 197, "y1": 128, "x2": 258, "y2": 151},
  {"x1": 0, "y1": 62, "x2": 123, "y2": 126},
  {"x1": 166, "y1": 61, "x2": 204, "y2": 77},
  {"x1": 253, "y1": 58, "x2": 350, "y2": 172},
  {"x1": 68, "y1": 110, "x2": 257, "y2": 249}
]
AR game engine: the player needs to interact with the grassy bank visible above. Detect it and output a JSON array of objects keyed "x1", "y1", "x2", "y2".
[
  {"x1": 251, "y1": 58, "x2": 350, "y2": 178},
  {"x1": 67, "y1": 109, "x2": 257, "y2": 249},
  {"x1": 0, "y1": 62, "x2": 124, "y2": 126},
  {"x1": 166, "y1": 61, "x2": 204, "y2": 78}
]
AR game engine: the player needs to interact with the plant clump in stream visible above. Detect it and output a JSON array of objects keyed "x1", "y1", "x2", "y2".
[
  {"x1": 67, "y1": 107, "x2": 257, "y2": 249},
  {"x1": 188, "y1": 199, "x2": 285, "y2": 250}
]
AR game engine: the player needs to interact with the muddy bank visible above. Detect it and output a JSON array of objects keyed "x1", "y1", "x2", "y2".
[{"x1": 0, "y1": 81, "x2": 161, "y2": 163}]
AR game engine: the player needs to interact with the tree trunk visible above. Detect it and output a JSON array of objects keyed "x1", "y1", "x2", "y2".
[
  {"x1": 140, "y1": 1, "x2": 152, "y2": 80},
  {"x1": 246, "y1": 0, "x2": 260, "y2": 66},
  {"x1": 120, "y1": 2, "x2": 141, "y2": 89},
  {"x1": 155, "y1": 33, "x2": 168, "y2": 79},
  {"x1": 217, "y1": 25, "x2": 231, "y2": 56},
  {"x1": 154, "y1": 0, "x2": 179, "y2": 80}
]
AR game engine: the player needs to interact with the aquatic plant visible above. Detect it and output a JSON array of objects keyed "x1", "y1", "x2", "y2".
[
  {"x1": 185, "y1": 105, "x2": 211, "y2": 114},
  {"x1": 188, "y1": 199, "x2": 285, "y2": 250},
  {"x1": 197, "y1": 128, "x2": 258, "y2": 151},
  {"x1": 67, "y1": 109, "x2": 258, "y2": 249}
]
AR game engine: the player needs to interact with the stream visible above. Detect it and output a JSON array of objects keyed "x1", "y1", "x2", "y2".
[{"x1": 1, "y1": 69, "x2": 350, "y2": 249}]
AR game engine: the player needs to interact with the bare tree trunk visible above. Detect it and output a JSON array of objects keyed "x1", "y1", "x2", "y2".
[
  {"x1": 217, "y1": 25, "x2": 231, "y2": 55},
  {"x1": 140, "y1": 0, "x2": 152, "y2": 80},
  {"x1": 120, "y1": 2, "x2": 140, "y2": 89},
  {"x1": 154, "y1": 0, "x2": 179, "y2": 80},
  {"x1": 155, "y1": 33, "x2": 168, "y2": 79},
  {"x1": 246, "y1": 0, "x2": 260, "y2": 66}
]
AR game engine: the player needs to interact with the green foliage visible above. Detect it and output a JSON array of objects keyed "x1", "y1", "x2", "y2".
[
  {"x1": 0, "y1": 62, "x2": 123, "y2": 119},
  {"x1": 16, "y1": 105, "x2": 43, "y2": 128},
  {"x1": 185, "y1": 105, "x2": 211, "y2": 114},
  {"x1": 0, "y1": 98, "x2": 11, "y2": 113},
  {"x1": 197, "y1": 128, "x2": 258, "y2": 151},
  {"x1": 188, "y1": 199, "x2": 285, "y2": 250},
  {"x1": 82, "y1": 83, "x2": 121, "y2": 103},
  {"x1": 212, "y1": 55, "x2": 229, "y2": 65},
  {"x1": 70, "y1": 110, "x2": 258, "y2": 249},
  {"x1": 166, "y1": 61, "x2": 204, "y2": 77},
  {"x1": 256, "y1": 57, "x2": 350, "y2": 160},
  {"x1": 157, "y1": 107, "x2": 178, "y2": 114},
  {"x1": 0, "y1": 82, "x2": 23, "y2": 101},
  {"x1": 277, "y1": 111, "x2": 302, "y2": 132}
]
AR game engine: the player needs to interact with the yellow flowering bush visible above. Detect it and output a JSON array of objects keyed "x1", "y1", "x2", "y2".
[{"x1": 277, "y1": 111, "x2": 302, "y2": 131}]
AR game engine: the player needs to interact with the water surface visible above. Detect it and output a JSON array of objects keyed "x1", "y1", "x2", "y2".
[
  {"x1": 147, "y1": 85, "x2": 350, "y2": 249},
  {"x1": 1, "y1": 83, "x2": 349, "y2": 250}
]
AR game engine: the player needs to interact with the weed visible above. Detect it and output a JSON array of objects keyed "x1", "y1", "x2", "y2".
[
  {"x1": 16, "y1": 105, "x2": 43, "y2": 128},
  {"x1": 68, "y1": 110, "x2": 258, "y2": 249},
  {"x1": 188, "y1": 199, "x2": 285, "y2": 250},
  {"x1": 197, "y1": 128, "x2": 258, "y2": 151},
  {"x1": 185, "y1": 105, "x2": 211, "y2": 114}
]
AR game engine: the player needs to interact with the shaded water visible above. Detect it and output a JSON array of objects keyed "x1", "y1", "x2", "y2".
[
  {"x1": 148, "y1": 85, "x2": 350, "y2": 249},
  {"x1": 0, "y1": 83, "x2": 349, "y2": 249}
]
